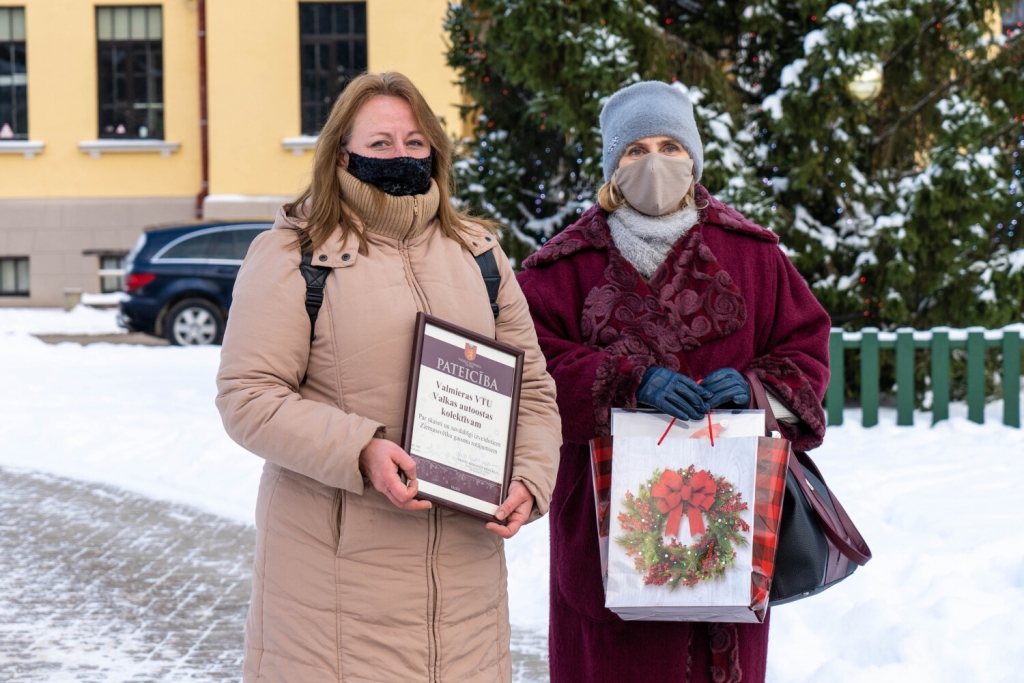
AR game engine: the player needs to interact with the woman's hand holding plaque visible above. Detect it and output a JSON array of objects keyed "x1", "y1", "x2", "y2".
[
  {"x1": 359, "y1": 438, "x2": 433, "y2": 512},
  {"x1": 485, "y1": 481, "x2": 535, "y2": 539}
]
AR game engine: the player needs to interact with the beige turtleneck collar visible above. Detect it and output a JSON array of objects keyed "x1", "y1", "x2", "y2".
[{"x1": 337, "y1": 168, "x2": 441, "y2": 241}]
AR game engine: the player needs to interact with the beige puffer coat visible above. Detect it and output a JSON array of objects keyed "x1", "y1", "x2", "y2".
[{"x1": 216, "y1": 172, "x2": 561, "y2": 683}]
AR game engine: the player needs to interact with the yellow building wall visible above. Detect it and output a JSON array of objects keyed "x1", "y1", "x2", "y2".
[
  {"x1": 0, "y1": 0, "x2": 201, "y2": 199},
  {"x1": 368, "y1": 0, "x2": 462, "y2": 132},
  {"x1": 206, "y1": 0, "x2": 463, "y2": 197},
  {"x1": 205, "y1": 0, "x2": 304, "y2": 198},
  {"x1": 1, "y1": 0, "x2": 462, "y2": 201}
]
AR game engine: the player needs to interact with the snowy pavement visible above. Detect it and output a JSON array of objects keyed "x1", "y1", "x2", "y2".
[
  {"x1": 2, "y1": 307, "x2": 1023, "y2": 682},
  {"x1": 0, "y1": 467, "x2": 549, "y2": 683},
  {"x1": 0, "y1": 468, "x2": 250, "y2": 681}
]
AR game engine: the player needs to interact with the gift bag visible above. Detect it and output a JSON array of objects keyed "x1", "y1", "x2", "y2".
[
  {"x1": 589, "y1": 410, "x2": 769, "y2": 587},
  {"x1": 589, "y1": 409, "x2": 789, "y2": 623}
]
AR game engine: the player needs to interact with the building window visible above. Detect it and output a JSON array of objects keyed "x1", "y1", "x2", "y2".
[
  {"x1": 99, "y1": 255, "x2": 126, "y2": 293},
  {"x1": 0, "y1": 257, "x2": 29, "y2": 296},
  {"x1": 1005, "y1": 1, "x2": 1024, "y2": 33},
  {"x1": 0, "y1": 7, "x2": 27, "y2": 140},
  {"x1": 96, "y1": 6, "x2": 163, "y2": 139},
  {"x1": 299, "y1": 2, "x2": 367, "y2": 135}
]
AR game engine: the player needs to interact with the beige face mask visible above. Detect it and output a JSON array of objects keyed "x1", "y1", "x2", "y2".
[{"x1": 612, "y1": 154, "x2": 694, "y2": 216}]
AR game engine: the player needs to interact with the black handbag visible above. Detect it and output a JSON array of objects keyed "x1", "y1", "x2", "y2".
[{"x1": 742, "y1": 371, "x2": 873, "y2": 605}]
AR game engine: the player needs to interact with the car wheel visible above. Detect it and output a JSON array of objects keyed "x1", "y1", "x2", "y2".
[{"x1": 165, "y1": 299, "x2": 225, "y2": 346}]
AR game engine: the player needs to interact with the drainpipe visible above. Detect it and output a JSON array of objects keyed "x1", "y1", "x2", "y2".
[{"x1": 195, "y1": 0, "x2": 209, "y2": 219}]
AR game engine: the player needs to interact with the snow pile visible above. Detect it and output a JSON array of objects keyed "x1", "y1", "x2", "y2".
[
  {"x1": 1, "y1": 325, "x2": 1022, "y2": 680},
  {"x1": 767, "y1": 403, "x2": 1024, "y2": 682},
  {"x1": 0, "y1": 305, "x2": 124, "y2": 336},
  {"x1": 0, "y1": 333, "x2": 258, "y2": 521},
  {"x1": 80, "y1": 292, "x2": 128, "y2": 307}
]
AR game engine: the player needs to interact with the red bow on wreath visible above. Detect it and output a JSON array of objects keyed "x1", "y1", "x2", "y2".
[{"x1": 651, "y1": 470, "x2": 716, "y2": 537}]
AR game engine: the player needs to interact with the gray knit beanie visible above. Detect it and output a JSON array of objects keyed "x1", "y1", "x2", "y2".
[{"x1": 599, "y1": 81, "x2": 704, "y2": 184}]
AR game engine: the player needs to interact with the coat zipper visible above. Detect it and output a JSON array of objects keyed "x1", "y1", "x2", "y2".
[
  {"x1": 399, "y1": 241, "x2": 430, "y2": 315},
  {"x1": 429, "y1": 506, "x2": 441, "y2": 682},
  {"x1": 410, "y1": 195, "x2": 419, "y2": 241},
  {"x1": 397, "y1": 235, "x2": 440, "y2": 679}
]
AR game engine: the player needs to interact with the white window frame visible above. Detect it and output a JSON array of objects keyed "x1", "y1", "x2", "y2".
[{"x1": 0, "y1": 256, "x2": 30, "y2": 296}]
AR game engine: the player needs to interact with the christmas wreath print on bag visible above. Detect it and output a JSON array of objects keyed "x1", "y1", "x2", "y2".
[{"x1": 616, "y1": 465, "x2": 750, "y2": 588}]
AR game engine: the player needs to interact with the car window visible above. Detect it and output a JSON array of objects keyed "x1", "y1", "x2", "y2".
[
  {"x1": 160, "y1": 232, "x2": 222, "y2": 260},
  {"x1": 158, "y1": 226, "x2": 268, "y2": 261},
  {"x1": 220, "y1": 228, "x2": 268, "y2": 261}
]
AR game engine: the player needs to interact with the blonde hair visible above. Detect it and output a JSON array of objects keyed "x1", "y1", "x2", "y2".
[
  {"x1": 597, "y1": 175, "x2": 702, "y2": 213},
  {"x1": 286, "y1": 72, "x2": 493, "y2": 252}
]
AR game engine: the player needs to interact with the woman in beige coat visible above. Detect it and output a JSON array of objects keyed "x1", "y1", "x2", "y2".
[{"x1": 216, "y1": 72, "x2": 561, "y2": 683}]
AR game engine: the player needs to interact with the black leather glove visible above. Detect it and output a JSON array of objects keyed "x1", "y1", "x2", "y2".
[
  {"x1": 701, "y1": 367, "x2": 751, "y2": 409},
  {"x1": 636, "y1": 367, "x2": 712, "y2": 421}
]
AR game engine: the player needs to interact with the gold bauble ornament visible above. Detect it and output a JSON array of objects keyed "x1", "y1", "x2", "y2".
[{"x1": 847, "y1": 63, "x2": 884, "y2": 103}]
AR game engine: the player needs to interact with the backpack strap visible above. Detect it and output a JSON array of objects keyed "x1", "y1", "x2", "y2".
[
  {"x1": 298, "y1": 247, "x2": 499, "y2": 387},
  {"x1": 474, "y1": 250, "x2": 501, "y2": 320},
  {"x1": 299, "y1": 249, "x2": 331, "y2": 385}
]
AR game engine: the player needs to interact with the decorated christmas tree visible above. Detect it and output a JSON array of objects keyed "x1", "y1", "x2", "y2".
[
  {"x1": 445, "y1": 0, "x2": 665, "y2": 265},
  {"x1": 447, "y1": 1, "x2": 1024, "y2": 331}
]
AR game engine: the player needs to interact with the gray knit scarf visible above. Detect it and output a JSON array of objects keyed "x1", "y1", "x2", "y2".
[{"x1": 607, "y1": 204, "x2": 701, "y2": 279}]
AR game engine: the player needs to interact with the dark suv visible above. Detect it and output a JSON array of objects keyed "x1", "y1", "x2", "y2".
[{"x1": 119, "y1": 221, "x2": 272, "y2": 345}]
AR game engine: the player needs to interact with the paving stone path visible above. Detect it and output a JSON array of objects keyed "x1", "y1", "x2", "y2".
[{"x1": 0, "y1": 468, "x2": 548, "y2": 682}]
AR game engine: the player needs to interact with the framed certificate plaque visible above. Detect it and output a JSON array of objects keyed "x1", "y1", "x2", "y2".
[{"x1": 401, "y1": 313, "x2": 524, "y2": 521}]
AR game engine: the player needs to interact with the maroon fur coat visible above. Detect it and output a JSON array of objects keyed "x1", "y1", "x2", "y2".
[{"x1": 517, "y1": 186, "x2": 830, "y2": 683}]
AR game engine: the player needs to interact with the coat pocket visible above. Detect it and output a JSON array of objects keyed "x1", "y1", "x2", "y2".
[{"x1": 332, "y1": 488, "x2": 345, "y2": 556}]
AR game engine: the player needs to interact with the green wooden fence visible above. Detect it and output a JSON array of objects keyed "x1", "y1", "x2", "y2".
[{"x1": 826, "y1": 325, "x2": 1023, "y2": 428}]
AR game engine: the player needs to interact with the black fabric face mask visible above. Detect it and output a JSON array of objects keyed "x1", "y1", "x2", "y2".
[{"x1": 345, "y1": 152, "x2": 434, "y2": 197}]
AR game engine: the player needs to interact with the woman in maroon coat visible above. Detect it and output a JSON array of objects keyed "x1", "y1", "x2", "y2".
[{"x1": 517, "y1": 81, "x2": 831, "y2": 682}]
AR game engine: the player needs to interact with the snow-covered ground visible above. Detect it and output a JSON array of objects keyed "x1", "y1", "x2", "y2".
[
  {"x1": 768, "y1": 406, "x2": 1024, "y2": 682},
  {"x1": 0, "y1": 305, "x2": 124, "y2": 336},
  {"x1": 2, "y1": 308, "x2": 1023, "y2": 681}
]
